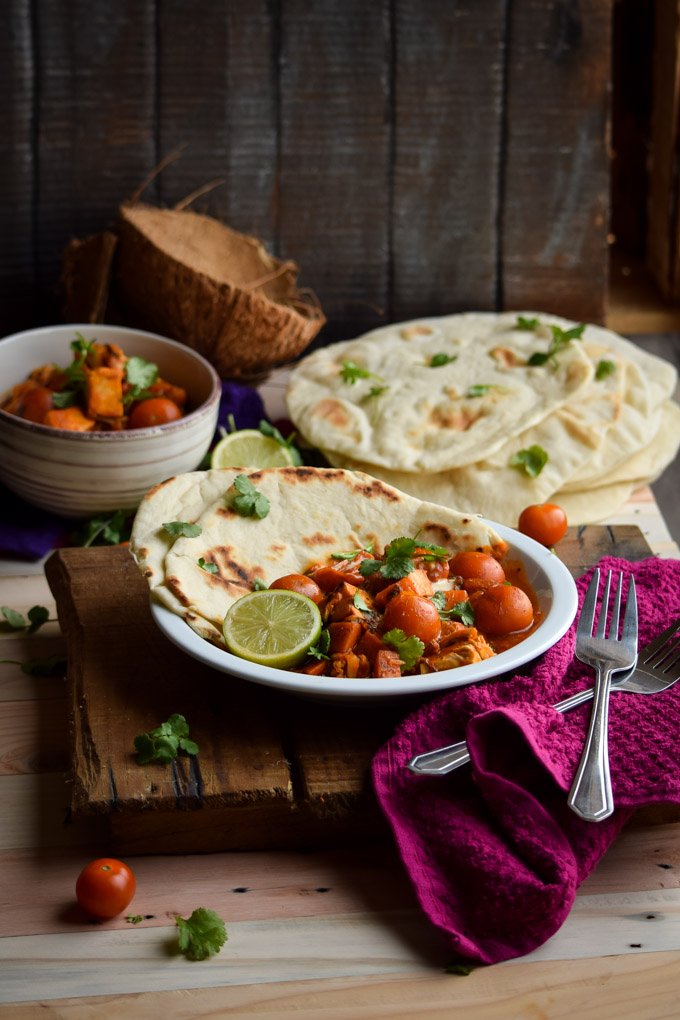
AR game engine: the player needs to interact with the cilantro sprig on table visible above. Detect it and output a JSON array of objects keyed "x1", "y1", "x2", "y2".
[
  {"x1": 359, "y1": 537, "x2": 449, "y2": 581},
  {"x1": 229, "y1": 475, "x2": 270, "y2": 519},
  {"x1": 2, "y1": 604, "x2": 51, "y2": 633},
  {"x1": 175, "y1": 907, "x2": 227, "y2": 961},
  {"x1": 133, "y1": 713, "x2": 199, "y2": 765}
]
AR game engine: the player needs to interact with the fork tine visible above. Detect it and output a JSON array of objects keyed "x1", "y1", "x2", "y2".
[
  {"x1": 608, "y1": 572, "x2": 624, "y2": 639},
  {"x1": 621, "y1": 574, "x2": 637, "y2": 647},
  {"x1": 594, "y1": 570, "x2": 612, "y2": 638},
  {"x1": 639, "y1": 619, "x2": 680, "y2": 666},
  {"x1": 580, "y1": 568, "x2": 600, "y2": 637}
]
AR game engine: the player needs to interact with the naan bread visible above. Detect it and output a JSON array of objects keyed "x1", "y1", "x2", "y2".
[
  {"x1": 132, "y1": 466, "x2": 506, "y2": 648},
  {"x1": 286, "y1": 312, "x2": 594, "y2": 471}
]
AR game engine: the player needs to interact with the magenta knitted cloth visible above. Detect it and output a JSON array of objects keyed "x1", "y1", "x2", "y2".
[{"x1": 372, "y1": 556, "x2": 680, "y2": 965}]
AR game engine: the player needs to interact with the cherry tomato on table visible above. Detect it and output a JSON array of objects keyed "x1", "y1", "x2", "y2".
[
  {"x1": 20, "y1": 386, "x2": 55, "y2": 424},
  {"x1": 270, "y1": 573, "x2": 324, "y2": 604},
  {"x1": 449, "y1": 550, "x2": 506, "y2": 584},
  {"x1": 518, "y1": 503, "x2": 568, "y2": 548},
  {"x1": 128, "y1": 397, "x2": 183, "y2": 429},
  {"x1": 473, "y1": 584, "x2": 534, "y2": 637},
  {"x1": 382, "y1": 592, "x2": 441, "y2": 644},
  {"x1": 75, "y1": 857, "x2": 136, "y2": 918}
]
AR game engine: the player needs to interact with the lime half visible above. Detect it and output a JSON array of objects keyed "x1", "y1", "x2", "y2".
[
  {"x1": 222, "y1": 589, "x2": 322, "y2": 669},
  {"x1": 210, "y1": 430, "x2": 294, "y2": 469}
]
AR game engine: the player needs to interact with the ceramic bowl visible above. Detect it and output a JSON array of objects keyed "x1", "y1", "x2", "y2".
[{"x1": 0, "y1": 324, "x2": 221, "y2": 517}]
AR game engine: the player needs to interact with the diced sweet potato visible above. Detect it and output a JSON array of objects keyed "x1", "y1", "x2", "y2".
[
  {"x1": 44, "y1": 406, "x2": 96, "y2": 431},
  {"x1": 85, "y1": 366, "x2": 124, "y2": 419},
  {"x1": 300, "y1": 659, "x2": 328, "y2": 676},
  {"x1": 373, "y1": 568, "x2": 434, "y2": 610},
  {"x1": 374, "y1": 648, "x2": 403, "y2": 678},
  {"x1": 330, "y1": 652, "x2": 370, "y2": 678},
  {"x1": 328, "y1": 620, "x2": 364, "y2": 654}
]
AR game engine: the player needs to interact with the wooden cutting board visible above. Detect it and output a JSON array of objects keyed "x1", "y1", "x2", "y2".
[{"x1": 45, "y1": 525, "x2": 653, "y2": 854}]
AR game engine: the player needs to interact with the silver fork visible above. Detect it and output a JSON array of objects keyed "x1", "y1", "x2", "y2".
[
  {"x1": 567, "y1": 568, "x2": 638, "y2": 822},
  {"x1": 406, "y1": 618, "x2": 680, "y2": 776}
]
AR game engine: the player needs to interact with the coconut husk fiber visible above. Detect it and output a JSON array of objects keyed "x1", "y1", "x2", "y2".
[{"x1": 114, "y1": 202, "x2": 325, "y2": 380}]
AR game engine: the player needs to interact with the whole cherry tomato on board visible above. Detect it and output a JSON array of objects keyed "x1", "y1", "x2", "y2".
[
  {"x1": 270, "y1": 573, "x2": 324, "y2": 604},
  {"x1": 75, "y1": 858, "x2": 136, "y2": 918},
  {"x1": 449, "y1": 550, "x2": 506, "y2": 584},
  {"x1": 518, "y1": 503, "x2": 568, "y2": 548},
  {"x1": 20, "y1": 386, "x2": 55, "y2": 424},
  {"x1": 382, "y1": 592, "x2": 442, "y2": 644},
  {"x1": 473, "y1": 584, "x2": 534, "y2": 637},
  {"x1": 128, "y1": 397, "x2": 183, "y2": 429}
]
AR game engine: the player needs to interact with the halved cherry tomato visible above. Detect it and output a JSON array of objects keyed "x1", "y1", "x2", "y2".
[
  {"x1": 270, "y1": 573, "x2": 324, "y2": 604},
  {"x1": 518, "y1": 503, "x2": 568, "y2": 547},
  {"x1": 382, "y1": 592, "x2": 441, "y2": 644},
  {"x1": 449, "y1": 550, "x2": 506, "y2": 584},
  {"x1": 128, "y1": 397, "x2": 183, "y2": 429},
  {"x1": 473, "y1": 584, "x2": 533, "y2": 637},
  {"x1": 75, "y1": 857, "x2": 136, "y2": 919},
  {"x1": 20, "y1": 386, "x2": 55, "y2": 424}
]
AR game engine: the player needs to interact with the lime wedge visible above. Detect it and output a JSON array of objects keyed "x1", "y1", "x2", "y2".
[
  {"x1": 210, "y1": 430, "x2": 294, "y2": 469},
  {"x1": 222, "y1": 589, "x2": 322, "y2": 669}
]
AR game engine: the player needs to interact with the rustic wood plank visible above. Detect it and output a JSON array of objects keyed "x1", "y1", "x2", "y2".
[
  {"x1": 0, "y1": 0, "x2": 35, "y2": 334},
  {"x1": 279, "y1": 0, "x2": 391, "y2": 339},
  {"x1": 34, "y1": 0, "x2": 157, "y2": 320},
  {"x1": 155, "y1": 0, "x2": 278, "y2": 247},
  {"x1": 0, "y1": 698, "x2": 69, "y2": 775},
  {"x1": 501, "y1": 0, "x2": 613, "y2": 323},
  {"x1": 391, "y1": 0, "x2": 506, "y2": 319}
]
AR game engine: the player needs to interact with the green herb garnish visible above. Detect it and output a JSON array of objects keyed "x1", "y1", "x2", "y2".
[
  {"x1": 466, "y1": 384, "x2": 491, "y2": 398},
  {"x1": 230, "y1": 475, "x2": 270, "y2": 519},
  {"x1": 133, "y1": 713, "x2": 199, "y2": 765},
  {"x1": 126, "y1": 915, "x2": 145, "y2": 925},
  {"x1": 162, "y1": 521, "x2": 202, "y2": 538},
  {"x1": 359, "y1": 537, "x2": 448, "y2": 581},
  {"x1": 514, "y1": 315, "x2": 541, "y2": 331},
  {"x1": 353, "y1": 592, "x2": 371, "y2": 613},
  {"x1": 76, "y1": 509, "x2": 132, "y2": 547},
  {"x1": 595, "y1": 358, "x2": 616, "y2": 380},
  {"x1": 198, "y1": 558, "x2": 218, "y2": 574},
  {"x1": 365, "y1": 385, "x2": 389, "y2": 399},
  {"x1": 258, "y1": 420, "x2": 303, "y2": 465},
  {"x1": 252, "y1": 577, "x2": 269, "y2": 591},
  {"x1": 332, "y1": 542, "x2": 374, "y2": 561},
  {"x1": 124, "y1": 356, "x2": 159, "y2": 406},
  {"x1": 0, "y1": 655, "x2": 67, "y2": 676},
  {"x1": 175, "y1": 907, "x2": 227, "y2": 961},
  {"x1": 428, "y1": 352, "x2": 457, "y2": 367},
  {"x1": 509, "y1": 445, "x2": 549, "y2": 478},
  {"x1": 383, "y1": 629, "x2": 424, "y2": 670},
  {"x1": 522, "y1": 321, "x2": 585, "y2": 368},
  {"x1": 307, "y1": 629, "x2": 331, "y2": 660},
  {"x1": 340, "y1": 360, "x2": 382, "y2": 385},
  {"x1": 1, "y1": 604, "x2": 51, "y2": 633},
  {"x1": 51, "y1": 390, "x2": 77, "y2": 409}
]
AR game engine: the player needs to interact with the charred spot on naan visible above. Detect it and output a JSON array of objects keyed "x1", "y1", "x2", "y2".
[
  {"x1": 302, "y1": 531, "x2": 338, "y2": 550},
  {"x1": 309, "y1": 398, "x2": 360, "y2": 438},
  {"x1": 349, "y1": 476, "x2": 401, "y2": 502}
]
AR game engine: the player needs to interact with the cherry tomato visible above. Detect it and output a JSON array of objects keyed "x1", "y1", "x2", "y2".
[
  {"x1": 382, "y1": 592, "x2": 441, "y2": 644},
  {"x1": 270, "y1": 573, "x2": 324, "y2": 604},
  {"x1": 449, "y1": 550, "x2": 506, "y2": 584},
  {"x1": 518, "y1": 503, "x2": 568, "y2": 547},
  {"x1": 128, "y1": 397, "x2": 183, "y2": 429},
  {"x1": 75, "y1": 858, "x2": 136, "y2": 919},
  {"x1": 20, "y1": 386, "x2": 55, "y2": 424},
  {"x1": 473, "y1": 584, "x2": 533, "y2": 637}
]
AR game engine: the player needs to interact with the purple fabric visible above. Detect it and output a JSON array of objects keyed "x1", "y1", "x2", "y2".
[
  {"x1": 372, "y1": 555, "x2": 680, "y2": 966},
  {"x1": 0, "y1": 381, "x2": 265, "y2": 560}
]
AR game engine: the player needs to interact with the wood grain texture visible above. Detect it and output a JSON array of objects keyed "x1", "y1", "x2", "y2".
[
  {"x1": 501, "y1": 0, "x2": 613, "y2": 322},
  {"x1": 391, "y1": 0, "x2": 506, "y2": 318}
]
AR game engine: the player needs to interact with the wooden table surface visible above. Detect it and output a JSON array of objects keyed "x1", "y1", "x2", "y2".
[{"x1": 1, "y1": 371, "x2": 680, "y2": 1018}]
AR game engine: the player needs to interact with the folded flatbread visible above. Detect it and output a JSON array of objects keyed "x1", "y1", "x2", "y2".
[{"x1": 130, "y1": 465, "x2": 507, "y2": 648}]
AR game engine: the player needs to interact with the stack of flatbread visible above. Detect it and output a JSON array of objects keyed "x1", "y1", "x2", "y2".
[{"x1": 285, "y1": 312, "x2": 680, "y2": 526}]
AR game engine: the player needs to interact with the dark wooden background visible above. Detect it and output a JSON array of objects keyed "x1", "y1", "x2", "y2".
[{"x1": 1, "y1": 0, "x2": 614, "y2": 343}]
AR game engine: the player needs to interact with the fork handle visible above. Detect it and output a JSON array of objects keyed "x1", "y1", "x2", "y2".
[
  {"x1": 406, "y1": 686, "x2": 599, "y2": 775},
  {"x1": 567, "y1": 666, "x2": 615, "y2": 822}
]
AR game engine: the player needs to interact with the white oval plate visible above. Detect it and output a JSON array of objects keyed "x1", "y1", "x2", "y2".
[{"x1": 150, "y1": 521, "x2": 578, "y2": 701}]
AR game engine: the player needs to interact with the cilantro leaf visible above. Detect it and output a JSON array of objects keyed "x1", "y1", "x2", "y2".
[
  {"x1": 358, "y1": 537, "x2": 448, "y2": 581},
  {"x1": 383, "y1": 629, "x2": 424, "y2": 670},
  {"x1": 163, "y1": 521, "x2": 202, "y2": 538},
  {"x1": 353, "y1": 592, "x2": 371, "y2": 613},
  {"x1": 527, "y1": 323, "x2": 585, "y2": 368},
  {"x1": 307, "y1": 629, "x2": 331, "y2": 660},
  {"x1": 331, "y1": 542, "x2": 374, "y2": 561},
  {"x1": 198, "y1": 558, "x2": 218, "y2": 574},
  {"x1": 258, "y1": 420, "x2": 303, "y2": 465},
  {"x1": 466, "y1": 384, "x2": 491, "y2": 398},
  {"x1": 595, "y1": 358, "x2": 616, "y2": 380},
  {"x1": 509, "y1": 445, "x2": 549, "y2": 478},
  {"x1": 365, "y1": 385, "x2": 389, "y2": 399},
  {"x1": 0, "y1": 655, "x2": 67, "y2": 676},
  {"x1": 1, "y1": 605, "x2": 52, "y2": 634},
  {"x1": 230, "y1": 475, "x2": 270, "y2": 519},
  {"x1": 176, "y1": 907, "x2": 227, "y2": 961},
  {"x1": 514, "y1": 315, "x2": 540, "y2": 331},
  {"x1": 340, "y1": 360, "x2": 382, "y2": 385},
  {"x1": 51, "y1": 390, "x2": 77, "y2": 409},
  {"x1": 430, "y1": 592, "x2": 475, "y2": 626},
  {"x1": 124, "y1": 356, "x2": 159, "y2": 405},
  {"x1": 252, "y1": 577, "x2": 269, "y2": 590},
  {"x1": 126, "y1": 915, "x2": 144, "y2": 925},
  {"x1": 133, "y1": 714, "x2": 199, "y2": 765},
  {"x1": 75, "y1": 509, "x2": 132, "y2": 547},
  {"x1": 429, "y1": 352, "x2": 457, "y2": 367}
]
